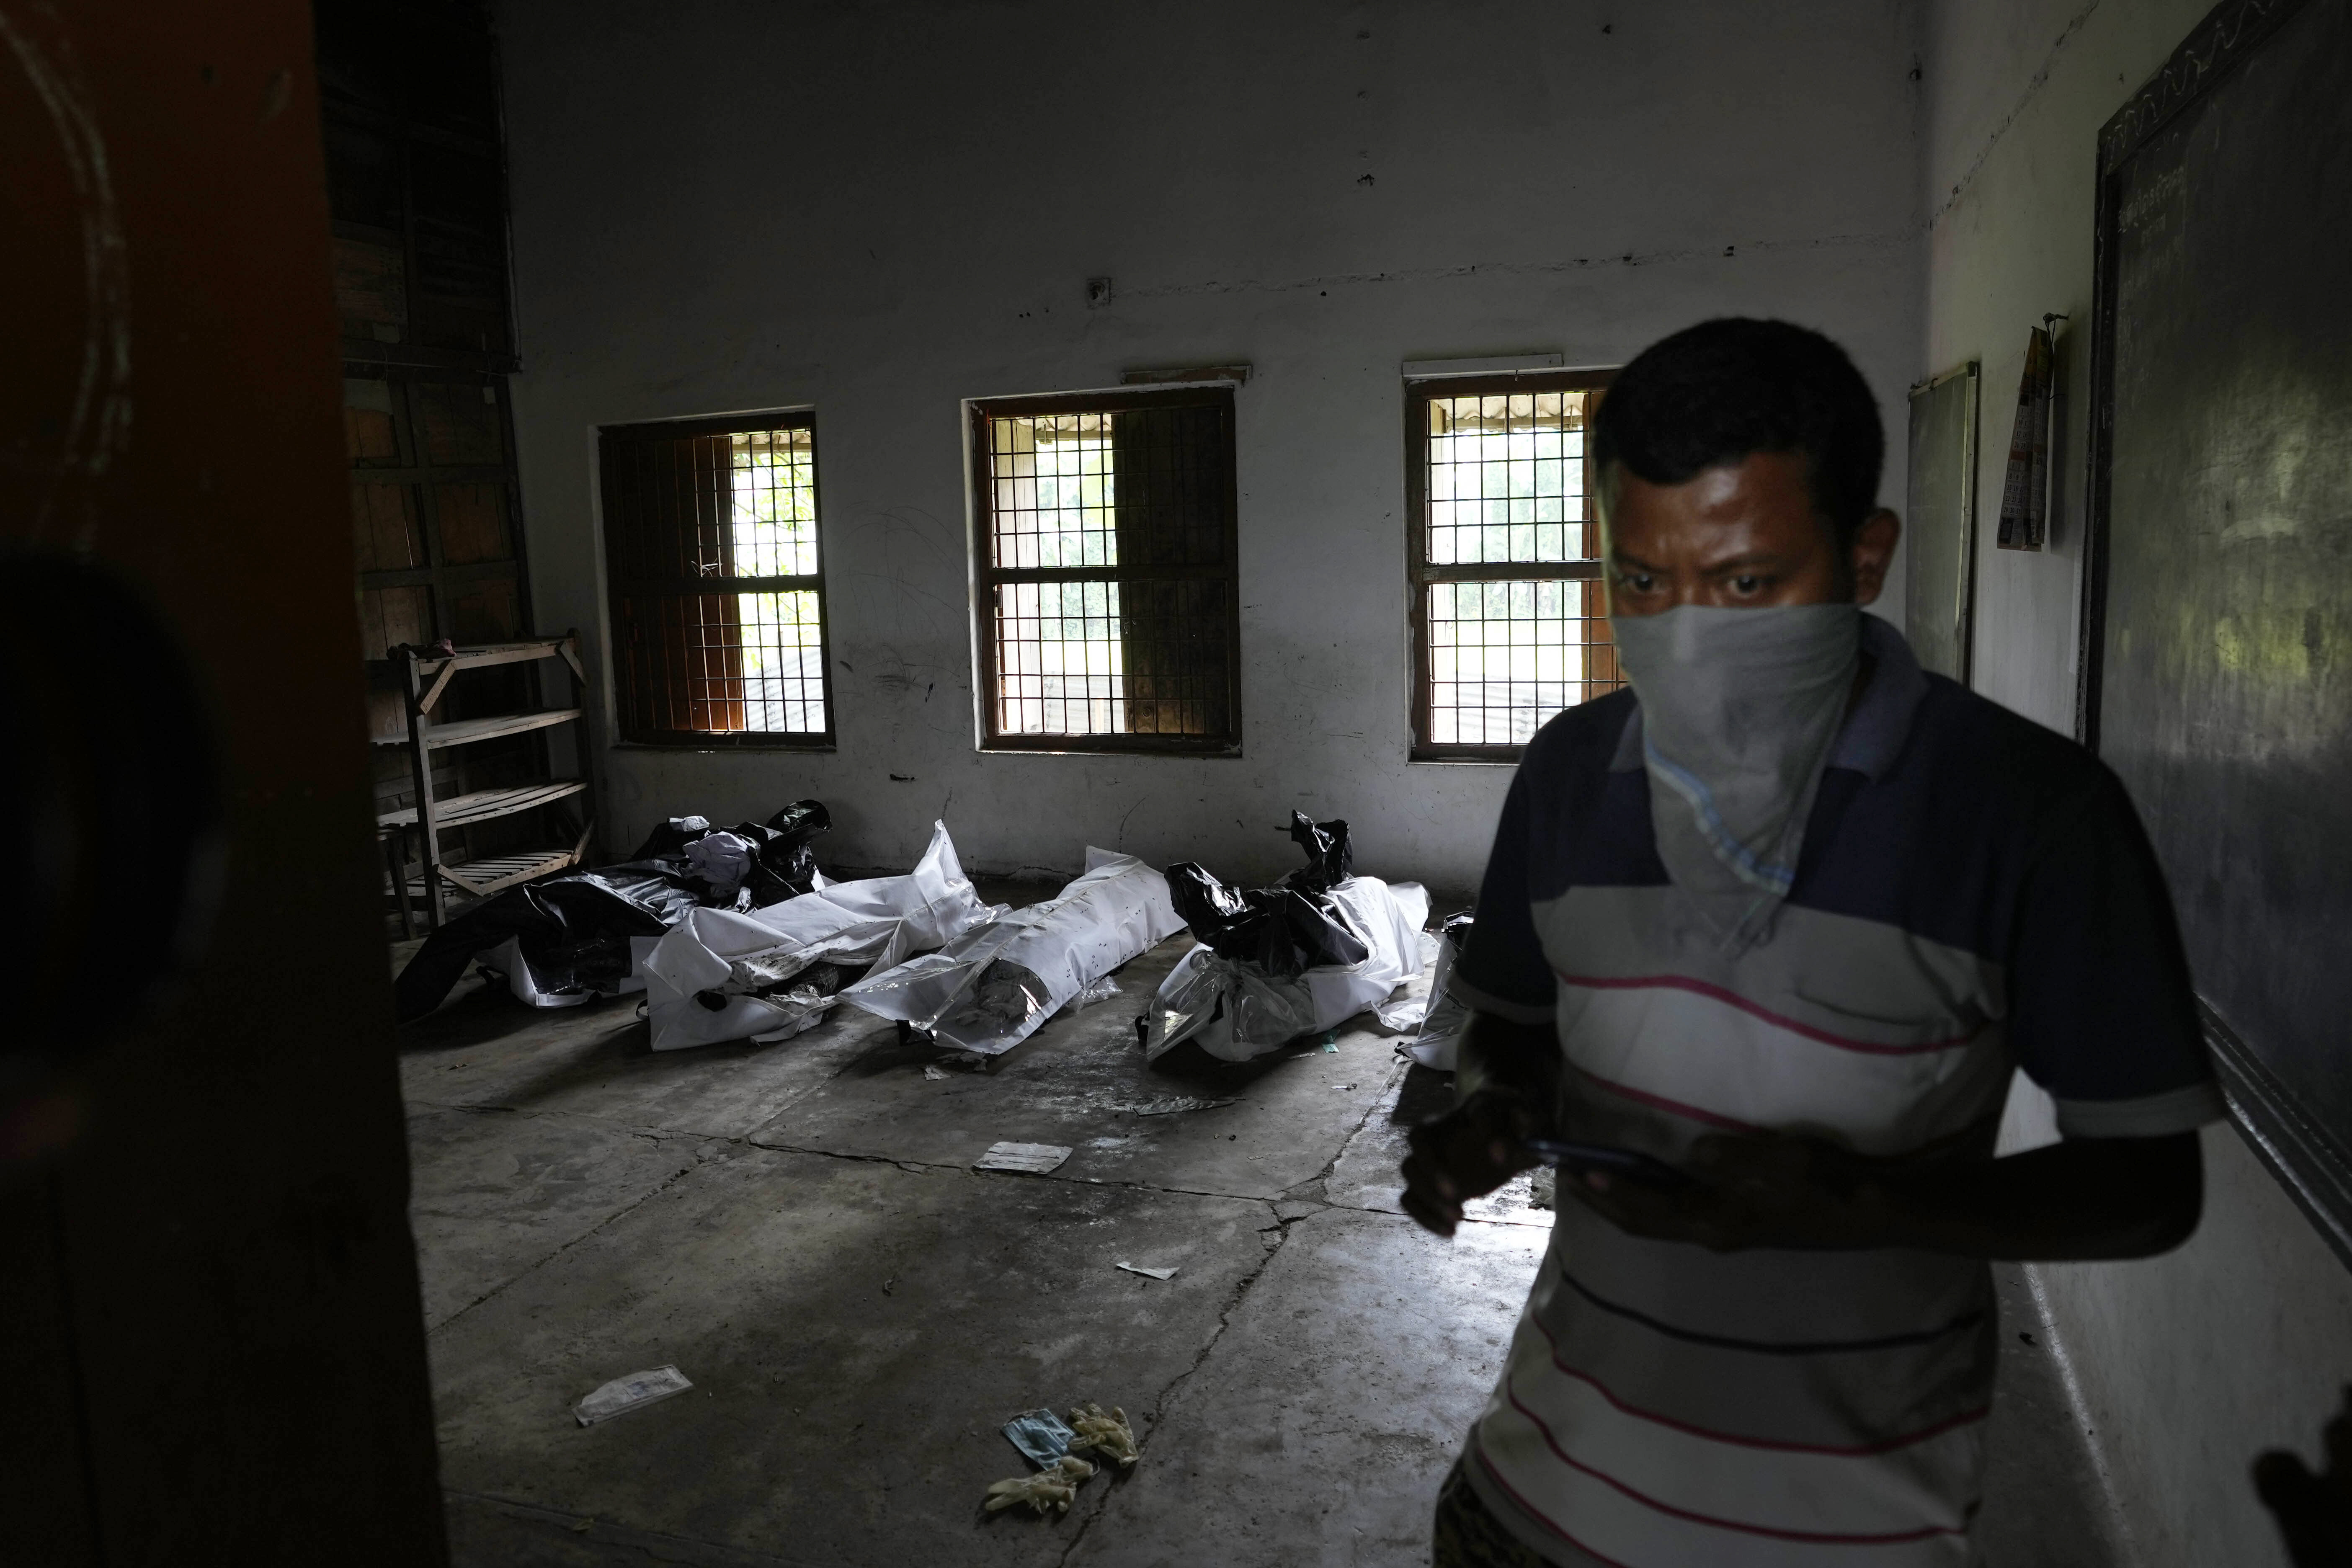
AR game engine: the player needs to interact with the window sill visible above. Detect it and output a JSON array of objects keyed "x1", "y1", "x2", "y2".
[
  {"x1": 976, "y1": 742, "x2": 1243, "y2": 760},
  {"x1": 610, "y1": 739, "x2": 837, "y2": 755}
]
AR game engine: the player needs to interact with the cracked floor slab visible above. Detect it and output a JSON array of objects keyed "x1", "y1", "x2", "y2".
[
  {"x1": 1063, "y1": 1207, "x2": 1544, "y2": 1568},
  {"x1": 428, "y1": 1145, "x2": 1274, "y2": 1567},
  {"x1": 407, "y1": 1104, "x2": 716, "y2": 1331},
  {"x1": 399, "y1": 988, "x2": 890, "y2": 1142}
]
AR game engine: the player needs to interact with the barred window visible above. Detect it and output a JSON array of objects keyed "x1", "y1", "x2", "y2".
[
  {"x1": 599, "y1": 411, "x2": 833, "y2": 746},
  {"x1": 970, "y1": 387, "x2": 1240, "y2": 753},
  {"x1": 1407, "y1": 371, "x2": 1622, "y2": 761}
]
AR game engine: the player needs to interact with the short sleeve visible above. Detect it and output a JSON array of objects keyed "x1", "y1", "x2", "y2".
[
  {"x1": 1448, "y1": 760, "x2": 1559, "y2": 1026},
  {"x1": 2008, "y1": 771, "x2": 2225, "y2": 1138}
]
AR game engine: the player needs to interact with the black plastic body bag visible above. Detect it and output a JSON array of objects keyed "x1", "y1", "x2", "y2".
[
  {"x1": 1163, "y1": 811, "x2": 1369, "y2": 980},
  {"x1": 392, "y1": 800, "x2": 830, "y2": 1022}
]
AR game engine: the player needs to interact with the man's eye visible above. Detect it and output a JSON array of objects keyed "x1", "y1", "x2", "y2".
[
  {"x1": 1731, "y1": 575, "x2": 1762, "y2": 594},
  {"x1": 1626, "y1": 573, "x2": 1655, "y2": 592}
]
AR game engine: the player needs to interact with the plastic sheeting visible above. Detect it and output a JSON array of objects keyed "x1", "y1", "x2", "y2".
[
  {"x1": 640, "y1": 821, "x2": 998, "y2": 1052},
  {"x1": 1148, "y1": 876, "x2": 1430, "y2": 1063},
  {"x1": 393, "y1": 800, "x2": 832, "y2": 1021},
  {"x1": 1369, "y1": 927, "x2": 1445, "y2": 1032},
  {"x1": 841, "y1": 848, "x2": 1186, "y2": 1057},
  {"x1": 1405, "y1": 911, "x2": 1475, "y2": 1071}
]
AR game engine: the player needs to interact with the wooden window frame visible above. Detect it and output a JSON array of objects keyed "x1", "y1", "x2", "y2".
[
  {"x1": 969, "y1": 385, "x2": 1244, "y2": 756},
  {"x1": 599, "y1": 409, "x2": 836, "y2": 749},
  {"x1": 1406, "y1": 368, "x2": 1620, "y2": 763}
]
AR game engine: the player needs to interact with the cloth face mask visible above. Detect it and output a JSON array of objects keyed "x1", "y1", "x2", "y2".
[{"x1": 1612, "y1": 603, "x2": 1861, "y2": 946}]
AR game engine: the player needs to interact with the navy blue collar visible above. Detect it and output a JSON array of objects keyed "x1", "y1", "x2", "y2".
[{"x1": 1607, "y1": 611, "x2": 1928, "y2": 780}]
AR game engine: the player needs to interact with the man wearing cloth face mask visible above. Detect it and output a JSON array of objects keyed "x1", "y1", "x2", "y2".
[{"x1": 1403, "y1": 319, "x2": 2222, "y2": 1568}]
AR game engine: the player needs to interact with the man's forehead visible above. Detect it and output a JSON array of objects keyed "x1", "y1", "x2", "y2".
[
  {"x1": 1599, "y1": 453, "x2": 1833, "y2": 552},
  {"x1": 1601, "y1": 449, "x2": 1810, "y2": 500}
]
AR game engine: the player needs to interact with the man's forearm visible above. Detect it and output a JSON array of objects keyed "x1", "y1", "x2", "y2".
[
  {"x1": 1867, "y1": 1132, "x2": 2203, "y2": 1261},
  {"x1": 1453, "y1": 1011, "x2": 1561, "y2": 1114},
  {"x1": 1578, "y1": 1127, "x2": 2208, "y2": 1259}
]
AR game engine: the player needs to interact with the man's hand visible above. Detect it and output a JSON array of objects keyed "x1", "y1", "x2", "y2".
[{"x1": 1401, "y1": 1089, "x2": 1545, "y2": 1238}]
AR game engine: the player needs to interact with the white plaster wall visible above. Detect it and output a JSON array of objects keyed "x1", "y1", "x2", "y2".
[
  {"x1": 1920, "y1": 0, "x2": 2236, "y2": 730},
  {"x1": 1930, "y1": 2, "x2": 2352, "y2": 1562},
  {"x1": 495, "y1": 0, "x2": 1923, "y2": 887}
]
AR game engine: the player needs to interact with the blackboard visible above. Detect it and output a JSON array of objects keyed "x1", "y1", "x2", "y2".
[
  {"x1": 2083, "y1": 0, "x2": 2352, "y2": 1264},
  {"x1": 1905, "y1": 363, "x2": 1979, "y2": 683}
]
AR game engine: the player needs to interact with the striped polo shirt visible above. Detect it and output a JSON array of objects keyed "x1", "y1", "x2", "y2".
[{"x1": 1447, "y1": 615, "x2": 2223, "y2": 1567}]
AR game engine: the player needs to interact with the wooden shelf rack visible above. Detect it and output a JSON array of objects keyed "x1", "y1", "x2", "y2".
[{"x1": 377, "y1": 633, "x2": 595, "y2": 933}]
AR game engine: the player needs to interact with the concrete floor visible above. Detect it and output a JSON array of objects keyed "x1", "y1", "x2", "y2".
[{"x1": 395, "y1": 883, "x2": 2133, "y2": 1567}]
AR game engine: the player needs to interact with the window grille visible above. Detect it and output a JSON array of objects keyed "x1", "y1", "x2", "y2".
[
  {"x1": 1407, "y1": 371, "x2": 1622, "y2": 761},
  {"x1": 970, "y1": 387, "x2": 1240, "y2": 753},
  {"x1": 599, "y1": 412, "x2": 833, "y2": 746}
]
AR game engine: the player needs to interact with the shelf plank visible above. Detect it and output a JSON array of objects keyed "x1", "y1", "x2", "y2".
[
  {"x1": 383, "y1": 847, "x2": 584, "y2": 905},
  {"x1": 366, "y1": 637, "x2": 573, "y2": 686},
  {"x1": 370, "y1": 707, "x2": 582, "y2": 748},
  {"x1": 438, "y1": 847, "x2": 587, "y2": 899},
  {"x1": 415, "y1": 637, "x2": 575, "y2": 677},
  {"x1": 376, "y1": 779, "x2": 587, "y2": 831}
]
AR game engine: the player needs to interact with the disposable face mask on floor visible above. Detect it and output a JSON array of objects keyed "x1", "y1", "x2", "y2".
[
  {"x1": 1002, "y1": 1408, "x2": 1076, "y2": 1467},
  {"x1": 1612, "y1": 602, "x2": 1859, "y2": 945}
]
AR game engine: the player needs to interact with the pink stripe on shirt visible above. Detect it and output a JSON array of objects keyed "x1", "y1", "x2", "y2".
[{"x1": 1555, "y1": 971, "x2": 1985, "y2": 1056}]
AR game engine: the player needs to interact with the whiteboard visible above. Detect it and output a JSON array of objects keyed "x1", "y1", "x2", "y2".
[{"x1": 1903, "y1": 363, "x2": 1979, "y2": 683}]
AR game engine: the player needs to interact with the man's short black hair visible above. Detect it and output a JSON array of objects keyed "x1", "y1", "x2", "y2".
[{"x1": 1591, "y1": 318, "x2": 1885, "y2": 546}]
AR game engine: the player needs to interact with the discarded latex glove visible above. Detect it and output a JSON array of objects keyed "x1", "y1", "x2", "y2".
[
  {"x1": 985, "y1": 1453, "x2": 1095, "y2": 1515},
  {"x1": 1066, "y1": 1403, "x2": 1139, "y2": 1470}
]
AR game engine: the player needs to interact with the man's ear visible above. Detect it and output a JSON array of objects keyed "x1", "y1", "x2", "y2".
[{"x1": 1848, "y1": 509, "x2": 1901, "y2": 606}]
